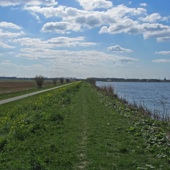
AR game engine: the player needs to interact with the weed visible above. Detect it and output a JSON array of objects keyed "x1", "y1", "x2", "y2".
[
  {"x1": 0, "y1": 137, "x2": 7, "y2": 151},
  {"x1": 50, "y1": 113, "x2": 64, "y2": 122}
]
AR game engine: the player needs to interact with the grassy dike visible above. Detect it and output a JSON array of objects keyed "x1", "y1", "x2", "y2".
[{"x1": 0, "y1": 81, "x2": 170, "y2": 169}]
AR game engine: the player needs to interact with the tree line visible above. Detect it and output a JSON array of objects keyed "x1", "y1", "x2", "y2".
[{"x1": 34, "y1": 75, "x2": 73, "y2": 88}]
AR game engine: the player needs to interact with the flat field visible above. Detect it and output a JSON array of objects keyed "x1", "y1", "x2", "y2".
[
  {"x1": 0, "y1": 82, "x2": 169, "y2": 169},
  {"x1": 0, "y1": 79, "x2": 55, "y2": 100},
  {"x1": 0, "y1": 80, "x2": 35, "y2": 94},
  {"x1": 0, "y1": 80, "x2": 54, "y2": 94}
]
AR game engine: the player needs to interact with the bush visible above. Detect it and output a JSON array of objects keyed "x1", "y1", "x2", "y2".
[
  {"x1": 60, "y1": 78, "x2": 64, "y2": 84},
  {"x1": 66, "y1": 78, "x2": 70, "y2": 83},
  {"x1": 52, "y1": 79, "x2": 57, "y2": 85},
  {"x1": 34, "y1": 75, "x2": 44, "y2": 88}
]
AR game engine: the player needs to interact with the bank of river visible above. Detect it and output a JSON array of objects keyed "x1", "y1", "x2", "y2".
[
  {"x1": 96, "y1": 81, "x2": 170, "y2": 117},
  {"x1": 0, "y1": 82, "x2": 170, "y2": 169}
]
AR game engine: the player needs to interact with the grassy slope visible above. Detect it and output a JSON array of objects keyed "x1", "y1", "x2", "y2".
[{"x1": 0, "y1": 82, "x2": 169, "y2": 169}]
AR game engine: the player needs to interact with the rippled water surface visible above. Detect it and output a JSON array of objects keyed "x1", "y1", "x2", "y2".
[{"x1": 96, "y1": 81, "x2": 170, "y2": 116}]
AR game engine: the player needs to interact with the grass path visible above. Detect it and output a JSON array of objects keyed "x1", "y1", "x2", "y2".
[
  {"x1": 70, "y1": 82, "x2": 170, "y2": 169},
  {"x1": 75, "y1": 84, "x2": 88, "y2": 169},
  {"x1": 0, "y1": 82, "x2": 169, "y2": 169},
  {"x1": 72, "y1": 82, "x2": 128, "y2": 169}
]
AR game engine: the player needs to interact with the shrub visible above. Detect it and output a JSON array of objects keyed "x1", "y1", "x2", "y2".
[
  {"x1": 52, "y1": 79, "x2": 57, "y2": 85},
  {"x1": 60, "y1": 78, "x2": 64, "y2": 84},
  {"x1": 34, "y1": 75, "x2": 44, "y2": 88},
  {"x1": 66, "y1": 78, "x2": 70, "y2": 83}
]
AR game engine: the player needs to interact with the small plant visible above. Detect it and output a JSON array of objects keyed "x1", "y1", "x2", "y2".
[
  {"x1": 50, "y1": 113, "x2": 64, "y2": 123},
  {"x1": 34, "y1": 75, "x2": 44, "y2": 88},
  {"x1": 0, "y1": 137, "x2": 7, "y2": 151},
  {"x1": 100, "y1": 85, "x2": 115, "y2": 96},
  {"x1": 119, "y1": 147, "x2": 129, "y2": 153}
]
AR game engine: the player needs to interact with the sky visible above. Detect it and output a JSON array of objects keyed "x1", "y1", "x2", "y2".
[{"x1": 0, "y1": 0, "x2": 170, "y2": 79}]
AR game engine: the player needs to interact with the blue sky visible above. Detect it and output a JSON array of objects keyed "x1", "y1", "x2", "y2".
[{"x1": 0, "y1": 0, "x2": 170, "y2": 79}]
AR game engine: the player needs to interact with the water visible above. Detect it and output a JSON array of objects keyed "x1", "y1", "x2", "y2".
[{"x1": 96, "y1": 81, "x2": 170, "y2": 117}]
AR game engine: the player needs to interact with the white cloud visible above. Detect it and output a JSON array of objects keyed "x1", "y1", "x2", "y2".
[
  {"x1": 39, "y1": 5, "x2": 147, "y2": 35},
  {"x1": 75, "y1": 0, "x2": 112, "y2": 10},
  {"x1": 0, "y1": 60, "x2": 14, "y2": 66},
  {"x1": 75, "y1": 14, "x2": 102, "y2": 28},
  {"x1": 153, "y1": 59, "x2": 170, "y2": 63},
  {"x1": 0, "y1": 22, "x2": 24, "y2": 38},
  {"x1": 47, "y1": 37, "x2": 97, "y2": 47},
  {"x1": 143, "y1": 23, "x2": 170, "y2": 41},
  {"x1": 105, "y1": 5, "x2": 146, "y2": 19},
  {"x1": 140, "y1": 13, "x2": 161, "y2": 23},
  {"x1": 23, "y1": 5, "x2": 65, "y2": 18},
  {"x1": 41, "y1": 22, "x2": 81, "y2": 34},
  {"x1": 107, "y1": 45, "x2": 133, "y2": 53},
  {"x1": 0, "y1": 41, "x2": 15, "y2": 49},
  {"x1": 2, "y1": 1, "x2": 170, "y2": 47},
  {"x1": 16, "y1": 48, "x2": 137, "y2": 68},
  {"x1": 0, "y1": 60, "x2": 52, "y2": 78},
  {"x1": 0, "y1": 0, "x2": 57, "y2": 6},
  {"x1": 157, "y1": 36, "x2": 170, "y2": 42},
  {"x1": 25, "y1": 6, "x2": 105, "y2": 30},
  {"x1": 0, "y1": 22, "x2": 22, "y2": 30},
  {"x1": 140, "y1": 3, "x2": 147, "y2": 7},
  {"x1": 98, "y1": 5, "x2": 147, "y2": 35},
  {"x1": 13, "y1": 36, "x2": 97, "y2": 48},
  {"x1": 11, "y1": 1, "x2": 169, "y2": 43},
  {"x1": 0, "y1": 29, "x2": 24, "y2": 38},
  {"x1": 99, "y1": 18, "x2": 141, "y2": 35},
  {"x1": 24, "y1": 3, "x2": 170, "y2": 42},
  {"x1": 100, "y1": 7, "x2": 170, "y2": 42},
  {"x1": 0, "y1": 54, "x2": 136, "y2": 78},
  {"x1": 156, "y1": 51, "x2": 170, "y2": 55}
]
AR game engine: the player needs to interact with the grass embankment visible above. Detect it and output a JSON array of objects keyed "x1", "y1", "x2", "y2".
[{"x1": 0, "y1": 82, "x2": 170, "y2": 169}]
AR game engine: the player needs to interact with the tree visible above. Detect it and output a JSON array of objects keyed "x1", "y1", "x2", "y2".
[
  {"x1": 34, "y1": 75, "x2": 44, "y2": 88},
  {"x1": 52, "y1": 79, "x2": 57, "y2": 85},
  {"x1": 60, "y1": 77, "x2": 64, "y2": 84},
  {"x1": 66, "y1": 78, "x2": 70, "y2": 83}
]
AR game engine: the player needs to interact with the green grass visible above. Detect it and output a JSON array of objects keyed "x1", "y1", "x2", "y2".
[{"x1": 0, "y1": 81, "x2": 169, "y2": 169}]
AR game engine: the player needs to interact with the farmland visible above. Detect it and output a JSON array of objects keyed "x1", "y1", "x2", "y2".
[
  {"x1": 0, "y1": 81, "x2": 170, "y2": 169},
  {"x1": 0, "y1": 80, "x2": 35, "y2": 94},
  {"x1": 0, "y1": 79, "x2": 56, "y2": 100}
]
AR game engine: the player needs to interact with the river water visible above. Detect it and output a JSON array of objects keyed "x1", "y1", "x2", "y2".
[{"x1": 96, "y1": 81, "x2": 170, "y2": 117}]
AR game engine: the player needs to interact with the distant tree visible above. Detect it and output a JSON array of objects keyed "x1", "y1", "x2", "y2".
[
  {"x1": 87, "y1": 78, "x2": 96, "y2": 86},
  {"x1": 52, "y1": 79, "x2": 57, "y2": 85},
  {"x1": 60, "y1": 77, "x2": 64, "y2": 84},
  {"x1": 66, "y1": 78, "x2": 70, "y2": 83},
  {"x1": 34, "y1": 75, "x2": 44, "y2": 88}
]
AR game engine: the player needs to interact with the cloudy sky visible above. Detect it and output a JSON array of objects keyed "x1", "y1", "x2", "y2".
[{"x1": 0, "y1": 0, "x2": 170, "y2": 79}]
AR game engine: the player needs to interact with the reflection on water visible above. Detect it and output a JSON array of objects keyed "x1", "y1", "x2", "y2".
[{"x1": 96, "y1": 81, "x2": 170, "y2": 116}]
